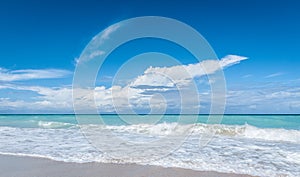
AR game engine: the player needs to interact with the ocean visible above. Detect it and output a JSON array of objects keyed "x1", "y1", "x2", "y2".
[{"x1": 0, "y1": 114, "x2": 299, "y2": 177}]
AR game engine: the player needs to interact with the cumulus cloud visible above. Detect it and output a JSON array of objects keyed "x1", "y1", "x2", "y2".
[
  {"x1": 2, "y1": 84, "x2": 72, "y2": 102},
  {"x1": 0, "y1": 84, "x2": 143, "y2": 113},
  {"x1": 0, "y1": 84, "x2": 74, "y2": 113},
  {"x1": 3, "y1": 80, "x2": 300, "y2": 114},
  {"x1": 0, "y1": 68, "x2": 71, "y2": 82}
]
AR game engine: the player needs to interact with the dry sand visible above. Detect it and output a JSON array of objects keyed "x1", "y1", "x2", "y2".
[{"x1": 0, "y1": 155, "x2": 254, "y2": 177}]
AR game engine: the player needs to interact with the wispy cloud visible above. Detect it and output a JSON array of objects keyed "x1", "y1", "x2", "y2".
[
  {"x1": 264, "y1": 72, "x2": 284, "y2": 78},
  {"x1": 225, "y1": 81, "x2": 300, "y2": 113},
  {"x1": 219, "y1": 55, "x2": 248, "y2": 68},
  {"x1": 130, "y1": 55, "x2": 248, "y2": 89},
  {"x1": 0, "y1": 68, "x2": 72, "y2": 82},
  {"x1": 242, "y1": 74, "x2": 252, "y2": 78},
  {"x1": 88, "y1": 50, "x2": 105, "y2": 59},
  {"x1": 100, "y1": 24, "x2": 121, "y2": 40},
  {"x1": 75, "y1": 50, "x2": 105, "y2": 65},
  {"x1": 75, "y1": 24, "x2": 121, "y2": 65}
]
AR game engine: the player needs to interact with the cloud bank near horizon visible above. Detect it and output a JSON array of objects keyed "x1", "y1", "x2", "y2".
[
  {"x1": 1, "y1": 54, "x2": 299, "y2": 114},
  {"x1": 10, "y1": 55, "x2": 299, "y2": 114},
  {"x1": 0, "y1": 55, "x2": 248, "y2": 113}
]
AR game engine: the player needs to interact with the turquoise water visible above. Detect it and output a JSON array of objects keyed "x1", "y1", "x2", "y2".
[
  {"x1": 0, "y1": 114, "x2": 299, "y2": 176},
  {"x1": 0, "y1": 114, "x2": 299, "y2": 129}
]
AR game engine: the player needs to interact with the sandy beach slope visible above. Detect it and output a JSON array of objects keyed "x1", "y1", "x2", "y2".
[{"x1": 0, "y1": 155, "x2": 254, "y2": 177}]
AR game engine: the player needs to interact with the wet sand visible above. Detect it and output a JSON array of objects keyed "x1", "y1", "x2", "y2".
[{"x1": 0, "y1": 155, "x2": 254, "y2": 177}]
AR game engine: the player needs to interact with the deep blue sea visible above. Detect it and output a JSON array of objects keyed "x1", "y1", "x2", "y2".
[{"x1": 0, "y1": 114, "x2": 299, "y2": 177}]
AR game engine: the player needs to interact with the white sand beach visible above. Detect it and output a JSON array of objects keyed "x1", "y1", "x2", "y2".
[{"x1": 0, "y1": 155, "x2": 254, "y2": 177}]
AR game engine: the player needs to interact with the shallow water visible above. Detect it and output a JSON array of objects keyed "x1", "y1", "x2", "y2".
[{"x1": 0, "y1": 114, "x2": 299, "y2": 177}]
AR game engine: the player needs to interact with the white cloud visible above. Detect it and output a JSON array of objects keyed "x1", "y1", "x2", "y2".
[
  {"x1": 78, "y1": 55, "x2": 247, "y2": 113},
  {"x1": 130, "y1": 55, "x2": 248, "y2": 89},
  {"x1": 75, "y1": 50, "x2": 105, "y2": 65},
  {"x1": 75, "y1": 24, "x2": 121, "y2": 65},
  {"x1": 0, "y1": 85, "x2": 74, "y2": 112},
  {"x1": 100, "y1": 24, "x2": 121, "y2": 40},
  {"x1": 265, "y1": 89, "x2": 300, "y2": 99},
  {"x1": 0, "y1": 68, "x2": 71, "y2": 82},
  {"x1": 88, "y1": 50, "x2": 105, "y2": 59},
  {"x1": 0, "y1": 55, "x2": 248, "y2": 113},
  {"x1": 5, "y1": 55, "x2": 300, "y2": 114},
  {"x1": 242, "y1": 74, "x2": 252, "y2": 78},
  {"x1": 225, "y1": 82, "x2": 300, "y2": 113},
  {"x1": 264, "y1": 72, "x2": 284, "y2": 78},
  {"x1": 248, "y1": 104, "x2": 257, "y2": 109},
  {"x1": 219, "y1": 55, "x2": 248, "y2": 68}
]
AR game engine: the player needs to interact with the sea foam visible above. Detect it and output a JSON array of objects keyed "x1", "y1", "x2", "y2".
[{"x1": 0, "y1": 122, "x2": 299, "y2": 177}]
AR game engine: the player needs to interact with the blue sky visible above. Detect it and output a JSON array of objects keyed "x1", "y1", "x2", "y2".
[{"x1": 0, "y1": 0, "x2": 299, "y2": 114}]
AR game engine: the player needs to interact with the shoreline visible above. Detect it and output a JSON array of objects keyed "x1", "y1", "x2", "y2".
[{"x1": 0, "y1": 154, "x2": 254, "y2": 177}]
